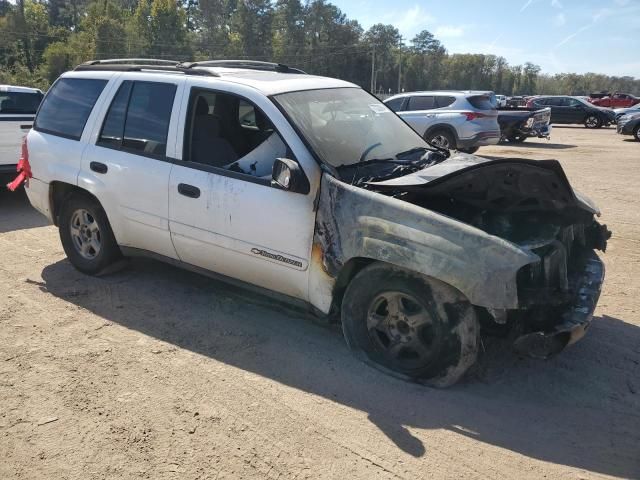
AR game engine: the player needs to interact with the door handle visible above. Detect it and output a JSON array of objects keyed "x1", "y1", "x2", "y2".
[
  {"x1": 90, "y1": 162, "x2": 108, "y2": 174},
  {"x1": 178, "y1": 183, "x2": 200, "y2": 199}
]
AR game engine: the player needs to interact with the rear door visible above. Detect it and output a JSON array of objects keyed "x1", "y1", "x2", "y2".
[
  {"x1": 80, "y1": 76, "x2": 185, "y2": 259},
  {"x1": 0, "y1": 89, "x2": 42, "y2": 169}
]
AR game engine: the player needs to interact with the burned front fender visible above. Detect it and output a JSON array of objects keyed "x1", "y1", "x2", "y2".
[{"x1": 308, "y1": 174, "x2": 539, "y2": 315}]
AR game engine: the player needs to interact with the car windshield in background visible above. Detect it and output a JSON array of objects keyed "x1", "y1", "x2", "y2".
[
  {"x1": 467, "y1": 95, "x2": 495, "y2": 110},
  {"x1": 274, "y1": 88, "x2": 427, "y2": 168},
  {"x1": 0, "y1": 92, "x2": 43, "y2": 114}
]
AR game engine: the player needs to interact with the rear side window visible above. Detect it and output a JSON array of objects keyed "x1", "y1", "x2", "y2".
[
  {"x1": 0, "y1": 92, "x2": 43, "y2": 114},
  {"x1": 35, "y1": 78, "x2": 107, "y2": 140},
  {"x1": 435, "y1": 96, "x2": 456, "y2": 108},
  {"x1": 98, "y1": 81, "x2": 176, "y2": 157},
  {"x1": 466, "y1": 95, "x2": 495, "y2": 110},
  {"x1": 385, "y1": 97, "x2": 405, "y2": 112},
  {"x1": 407, "y1": 96, "x2": 435, "y2": 111}
]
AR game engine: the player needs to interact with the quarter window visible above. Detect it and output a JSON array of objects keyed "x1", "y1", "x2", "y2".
[
  {"x1": 435, "y1": 96, "x2": 456, "y2": 108},
  {"x1": 35, "y1": 78, "x2": 107, "y2": 140}
]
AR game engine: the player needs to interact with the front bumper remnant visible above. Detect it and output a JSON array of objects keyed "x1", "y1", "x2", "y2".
[{"x1": 513, "y1": 251, "x2": 605, "y2": 359}]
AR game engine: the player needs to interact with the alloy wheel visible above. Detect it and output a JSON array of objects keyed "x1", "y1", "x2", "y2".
[
  {"x1": 69, "y1": 209, "x2": 102, "y2": 260},
  {"x1": 366, "y1": 291, "x2": 440, "y2": 370}
]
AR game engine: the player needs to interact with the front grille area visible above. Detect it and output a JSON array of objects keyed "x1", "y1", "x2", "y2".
[{"x1": 517, "y1": 224, "x2": 587, "y2": 307}]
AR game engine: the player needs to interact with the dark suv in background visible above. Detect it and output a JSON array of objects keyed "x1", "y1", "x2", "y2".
[{"x1": 526, "y1": 96, "x2": 615, "y2": 128}]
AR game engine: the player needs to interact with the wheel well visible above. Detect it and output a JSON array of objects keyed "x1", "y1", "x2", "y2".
[
  {"x1": 328, "y1": 257, "x2": 376, "y2": 319},
  {"x1": 49, "y1": 182, "x2": 101, "y2": 227}
]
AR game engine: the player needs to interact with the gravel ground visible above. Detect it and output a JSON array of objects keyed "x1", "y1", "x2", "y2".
[{"x1": 1, "y1": 126, "x2": 639, "y2": 479}]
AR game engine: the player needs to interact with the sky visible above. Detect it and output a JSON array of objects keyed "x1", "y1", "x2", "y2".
[{"x1": 330, "y1": 0, "x2": 640, "y2": 78}]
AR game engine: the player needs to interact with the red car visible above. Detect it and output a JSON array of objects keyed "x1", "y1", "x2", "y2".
[{"x1": 589, "y1": 92, "x2": 640, "y2": 108}]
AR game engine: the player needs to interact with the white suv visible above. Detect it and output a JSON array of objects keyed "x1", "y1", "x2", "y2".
[
  {"x1": 22, "y1": 59, "x2": 609, "y2": 386},
  {"x1": 1, "y1": 85, "x2": 43, "y2": 182},
  {"x1": 384, "y1": 91, "x2": 500, "y2": 154}
]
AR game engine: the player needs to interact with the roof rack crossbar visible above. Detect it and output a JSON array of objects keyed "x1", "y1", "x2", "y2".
[
  {"x1": 74, "y1": 64, "x2": 220, "y2": 77},
  {"x1": 179, "y1": 60, "x2": 306, "y2": 74},
  {"x1": 83, "y1": 58, "x2": 181, "y2": 66}
]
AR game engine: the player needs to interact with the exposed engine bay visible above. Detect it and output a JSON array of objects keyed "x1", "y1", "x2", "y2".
[{"x1": 338, "y1": 152, "x2": 612, "y2": 358}]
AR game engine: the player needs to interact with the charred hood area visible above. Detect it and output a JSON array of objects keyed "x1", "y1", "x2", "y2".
[{"x1": 365, "y1": 156, "x2": 609, "y2": 250}]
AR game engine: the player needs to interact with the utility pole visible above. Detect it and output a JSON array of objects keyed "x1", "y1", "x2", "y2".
[
  {"x1": 370, "y1": 45, "x2": 376, "y2": 93},
  {"x1": 397, "y1": 36, "x2": 404, "y2": 94}
]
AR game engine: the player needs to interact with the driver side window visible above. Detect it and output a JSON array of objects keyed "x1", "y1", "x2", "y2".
[{"x1": 184, "y1": 89, "x2": 291, "y2": 180}]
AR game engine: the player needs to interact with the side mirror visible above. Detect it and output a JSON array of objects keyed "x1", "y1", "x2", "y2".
[{"x1": 271, "y1": 158, "x2": 309, "y2": 194}]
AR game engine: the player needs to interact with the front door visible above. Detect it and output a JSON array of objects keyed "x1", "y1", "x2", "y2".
[
  {"x1": 80, "y1": 77, "x2": 184, "y2": 259},
  {"x1": 168, "y1": 86, "x2": 317, "y2": 301}
]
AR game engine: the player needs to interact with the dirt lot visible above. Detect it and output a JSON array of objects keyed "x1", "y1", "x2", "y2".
[{"x1": 1, "y1": 126, "x2": 639, "y2": 479}]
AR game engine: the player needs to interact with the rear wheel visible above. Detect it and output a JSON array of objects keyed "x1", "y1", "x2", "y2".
[
  {"x1": 634, "y1": 125, "x2": 640, "y2": 142},
  {"x1": 426, "y1": 130, "x2": 455, "y2": 150},
  {"x1": 59, "y1": 193, "x2": 121, "y2": 275},
  {"x1": 584, "y1": 115, "x2": 602, "y2": 128},
  {"x1": 341, "y1": 263, "x2": 479, "y2": 387}
]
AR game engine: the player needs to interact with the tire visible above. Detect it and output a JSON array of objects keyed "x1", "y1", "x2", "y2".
[
  {"x1": 458, "y1": 146, "x2": 479, "y2": 154},
  {"x1": 584, "y1": 115, "x2": 602, "y2": 129},
  {"x1": 341, "y1": 263, "x2": 479, "y2": 387},
  {"x1": 425, "y1": 129, "x2": 455, "y2": 150},
  {"x1": 634, "y1": 125, "x2": 640, "y2": 142},
  {"x1": 59, "y1": 192, "x2": 121, "y2": 275}
]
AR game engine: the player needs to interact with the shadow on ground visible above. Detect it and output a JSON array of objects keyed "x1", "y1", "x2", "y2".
[
  {"x1": 496, "y1": 141, "x2": 577, "y2": 150},
  {"x1": 35, "y1": 257, "x2": 640, "y2": 478},
  {"x1": 0, "y1": 187, "x2": 49, "y2": 233}
]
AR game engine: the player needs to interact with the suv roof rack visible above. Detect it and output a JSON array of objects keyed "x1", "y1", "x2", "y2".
[
  {"x1": 178, "y1": 60, "x2": 306, "y2": 74},
  {"x1": 74, "y1": 59, "x2": 220, "y2": 77}
]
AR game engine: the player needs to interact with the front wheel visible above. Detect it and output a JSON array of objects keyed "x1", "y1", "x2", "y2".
[
  {"x1": 341, "y1": 263, "x2": 479, "y2": 387},
  {"x1": 634, "y1": 126, "x2": 640, "y2": 142},
  {"x1": 584, "y1": 115, "x2": 602, "y2": 128},
  {"x1": 59, "y1": 193, "x2": 121, "y2": 275}
]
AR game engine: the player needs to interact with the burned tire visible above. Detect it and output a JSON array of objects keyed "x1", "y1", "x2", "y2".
[
  {"x1": 584, "y1": 115, "x2": 602, "y2": 129},
  {"x1": 341, "y1": 263, "x2": 479, "y2": 387},
  {"x1": 59, "y1": 193, "x2": 121, "y2": 275},
  {"x1": 426, "y1": 130, "x2": 455, "y2": 150}
]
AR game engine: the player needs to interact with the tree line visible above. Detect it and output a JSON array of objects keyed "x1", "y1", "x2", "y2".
[{"x1": 1, "y1": 0, "x2": 639, "y2": 96}]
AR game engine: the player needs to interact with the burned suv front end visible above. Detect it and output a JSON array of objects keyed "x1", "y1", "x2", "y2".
[{"x1": 365, "y1": 154, "x2": 611, "y2": 358}]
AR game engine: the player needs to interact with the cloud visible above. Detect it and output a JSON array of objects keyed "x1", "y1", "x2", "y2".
[
  {"x1": 551, "y1": 0, "x2": 563, "y2": 8},
  {"x1": 553, "y1": 12, "x2": 566, "y2": 26},
  {"x1": 435, "y1": 25, "x2": 465, "y2": 38}
]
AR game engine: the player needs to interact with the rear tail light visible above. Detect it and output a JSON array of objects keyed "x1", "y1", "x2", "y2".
[{"x1": 461, "y1": 112, "x2": 487, "y2": 121}]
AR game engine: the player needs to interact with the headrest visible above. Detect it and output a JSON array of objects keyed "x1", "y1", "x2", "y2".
[
  {"x1": 254, "y1": 108, "x2": 272, "y2": 131},
  {"x1": 195, "y1": 97, "x2": 209, "y2": 116}
]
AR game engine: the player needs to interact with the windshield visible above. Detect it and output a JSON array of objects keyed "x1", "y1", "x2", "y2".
[{"x1": 273, "y1": 88, "x2": 428, "y2": 168}]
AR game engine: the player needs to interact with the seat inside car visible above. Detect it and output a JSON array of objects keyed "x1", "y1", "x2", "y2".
[{"x1": 191, "y1": 96, "x2": 238, "y2": 167}]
